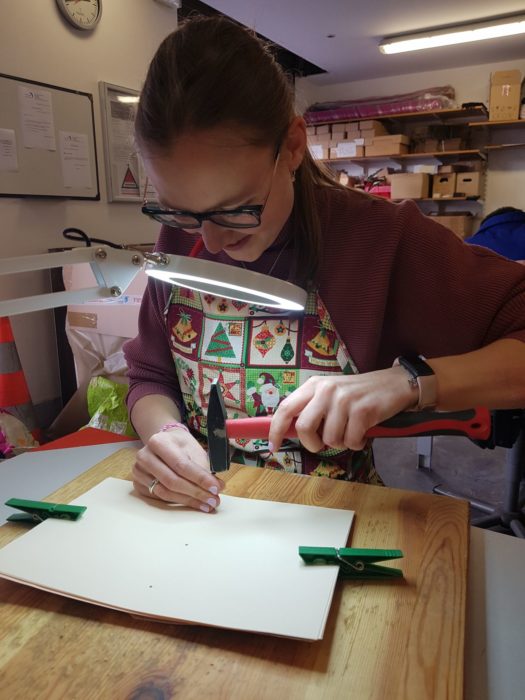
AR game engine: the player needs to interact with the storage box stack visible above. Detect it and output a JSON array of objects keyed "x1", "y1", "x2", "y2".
[
  {"x1": 431, "y1": 168, "x2": 484, "y2": 199},
  {"x1": 306, "y1": 124, "x2": 330, "y2": 160},
  {"x1": 362, "y1": 121, "x2": 409, "y2": 157},
  {"x1": 307, "y1": 121, "x2": 367, "y2": 159}
]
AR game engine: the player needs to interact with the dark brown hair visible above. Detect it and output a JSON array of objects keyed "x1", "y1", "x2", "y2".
[{"x1": 136, "y1": 15, "x2": 343, "y2": 285}]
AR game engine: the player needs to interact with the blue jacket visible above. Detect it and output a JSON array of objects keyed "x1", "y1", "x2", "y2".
[{"x1": 465, "y1": 210, "x2": 525, "y2": 260}]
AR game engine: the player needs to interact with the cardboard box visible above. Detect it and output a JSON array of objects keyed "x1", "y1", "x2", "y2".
[
  {"x1": 306, "y1": 126, "x2": 316, "y2": 136},
  {"x1": 371, "y1": 134, "x2": 410, "y2": 145},
  {"x1": 308, "y1": 144, "x2": 328, "y2": 160},
  {"x1": 346, "y1": 121, "x2": 361, "y2": 133},
  {"x1": 437, "y1": 163, "x2": 473, "y2": 173},
  {"x1": 489, "y1": 70, "x2": 522, "y2": 121},
  {"x1": 331, "y1": 123, "x2": 347, "y2": 134},
  {"x1": 437, "y1": 138, "x2": 463, "y2": 152},
  {"x1": 365, "y1": 143, "x2": 409, "y2": 157},
  {"x1": 335, "y1": 142, "x2": 365, "y2": 158},
  {"x1": 422, "y1": 138, "x2": 439, "y2": 153},
  {"x1": 365, "y1": 134, "x2": 410, "y2": 157},
  {"x1": 430, "y1": 214, "x2": 474, "y2": 239},
  {"x1": 359, "y1": 120, "x2": 389, "y2": 135},
  {"x1": 390, "y1": 173, "x2": 430, "y2": 199},
  {"x1": 456, "y1": 172, "x2": 484, "y2": 197},
  {"x1": 412, "y1": 164, "x2": 439, "y2": 174},
  {"x1": 432, "y1": 173, "x2": 457, "y2": 198},
  {"x1": 315, "y1": 124, "x2": 331, "y2": 135}
]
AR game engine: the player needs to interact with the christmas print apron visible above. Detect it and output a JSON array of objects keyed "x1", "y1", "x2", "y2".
[{"x1": 166, "y1": 285, "x2": 382, "y2": 483}]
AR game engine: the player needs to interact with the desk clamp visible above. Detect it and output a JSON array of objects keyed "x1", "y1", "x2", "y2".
[
  {"x1": 4, "y1": 498, "x2": 87, "y2": 523},
  {"x1": 299, "y1": 547, "x2": 404, "y2": 579}
]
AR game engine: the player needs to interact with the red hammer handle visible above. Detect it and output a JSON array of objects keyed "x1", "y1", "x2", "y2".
[{"x1": 225, "y1": 406, "x2": 491, "y2": 442}]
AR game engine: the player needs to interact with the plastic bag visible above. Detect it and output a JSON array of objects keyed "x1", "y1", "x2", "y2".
[
  {"x1": 86, "y1": 376, "x2": 137, "y2": 437},
  {"x1": 0, "y1": 408, "x2": 39, "y2": 457}
]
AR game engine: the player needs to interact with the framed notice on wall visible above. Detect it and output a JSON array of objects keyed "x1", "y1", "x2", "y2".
[
  {"x1": 98, "y1": 82, "x2": 155, "y2": 203},
  {"x1": 0, "y1": 73, "x2": 99, "y2": 199}
]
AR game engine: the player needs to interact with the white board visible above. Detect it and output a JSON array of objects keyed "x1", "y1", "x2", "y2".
[{"x1": 0, "y1": 478, "x2": 354, "y2": 641}]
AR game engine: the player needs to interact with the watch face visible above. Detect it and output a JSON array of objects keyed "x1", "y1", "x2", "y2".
[{"x1": 57, "y1": 0, "x2": 102, "y2": 30}]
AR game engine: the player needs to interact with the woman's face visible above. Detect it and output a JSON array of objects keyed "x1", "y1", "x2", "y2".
[{"x1": 141, "y1": 121, "x2": 305, "y2": 262}]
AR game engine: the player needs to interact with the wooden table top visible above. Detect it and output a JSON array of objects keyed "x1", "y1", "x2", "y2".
[{"x1": 0, "y1": 448, "x2": 469, "y2": 699}]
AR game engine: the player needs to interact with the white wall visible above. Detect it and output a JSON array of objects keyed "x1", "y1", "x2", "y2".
[
  {"x1": 0, "y1": 0, "x2": 176, "y2": 414},
  {"x1": 297, "y1": 57, "x2": 525, "y2": 214}
]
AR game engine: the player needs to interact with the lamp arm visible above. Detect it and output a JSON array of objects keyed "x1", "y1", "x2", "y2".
[{"x1": 0, "y1": 246, "x2": 144, "y2": 316}]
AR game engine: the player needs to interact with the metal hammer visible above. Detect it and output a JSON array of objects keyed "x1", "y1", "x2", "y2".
[{"x1": 206, "y1": 379, "x2": 491, "y2": 473}]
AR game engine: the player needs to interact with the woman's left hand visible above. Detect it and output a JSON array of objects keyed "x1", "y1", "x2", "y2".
[{"x1": 268, "y1": 367, "x2": 418, "y2": 454}]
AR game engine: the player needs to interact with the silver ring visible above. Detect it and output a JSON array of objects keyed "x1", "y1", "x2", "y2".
[{"x1": 148, "y1": 478, "x2": 160, "y2": 496}]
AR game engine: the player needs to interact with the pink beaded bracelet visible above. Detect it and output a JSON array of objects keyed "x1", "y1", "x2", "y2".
[{"x1": 159, "y1": 421, "x2": 190, "y2": 434}]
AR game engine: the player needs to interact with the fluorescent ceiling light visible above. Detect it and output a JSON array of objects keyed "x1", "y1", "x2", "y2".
[{"x1": 379, "y1": 15, "x2": 525, "y2": 54}]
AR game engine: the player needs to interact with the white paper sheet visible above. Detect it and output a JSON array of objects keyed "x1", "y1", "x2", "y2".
[
  {"x1": 0, "y1": 128, "x2": 18, "y2": 171},
  {"x1": 18, "y1": 86, "x2": 56, "y2": 151},
  {"x1": 59, "y1": 131, "x2": 92, "y2": 189},
  {"x1": 0, "y1": 478, "x2": 353, "y2": 640}
]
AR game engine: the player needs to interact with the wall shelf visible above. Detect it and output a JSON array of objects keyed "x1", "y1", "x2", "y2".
[
  {"x1": 308, "y1": 105, "x2": 489, "y2": 128},
  {"x1": 320, "y1": 149, "x2": 485, "y2": 167},
  {"x1": 468, "y1": 118, "x2": 525, "y2": 128},
  {"x1": 484, "y1": 143, "x2": 525, "y2": 152},
  {"x1": 312, "y1": 106, "x2": 522, "y2": 222}
]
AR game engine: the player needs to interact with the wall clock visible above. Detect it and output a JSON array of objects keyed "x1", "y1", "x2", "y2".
[{"x1": 56, "y1": 0, "x2": 102, "y2": 31}]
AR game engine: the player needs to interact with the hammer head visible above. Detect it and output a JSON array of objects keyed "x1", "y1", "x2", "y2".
[{"x1": 207, "y1": 379, "x2": 230, "y2": 473}]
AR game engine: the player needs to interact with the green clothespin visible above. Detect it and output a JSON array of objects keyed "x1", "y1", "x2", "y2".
[
  {"x1": 299, "y1": 546, "x2": 404, "y2": 579},
  {"x1": 5, "y1": 498, "x2": 86, "y2": 523}
]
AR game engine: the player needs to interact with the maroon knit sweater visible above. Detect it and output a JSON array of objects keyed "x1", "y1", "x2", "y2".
[{"x1": 124, "y1": 186, "x2": 525, "y2": 415}]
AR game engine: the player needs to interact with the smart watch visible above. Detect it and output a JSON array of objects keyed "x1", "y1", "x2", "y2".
[{"x1": 393, "y1": 355, "x2": 437, "y2": 411}]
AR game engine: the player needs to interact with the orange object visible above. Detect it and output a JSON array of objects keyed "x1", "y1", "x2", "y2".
[{"x1": 0, "y1": 316, "x2": 41, "y2": 443}]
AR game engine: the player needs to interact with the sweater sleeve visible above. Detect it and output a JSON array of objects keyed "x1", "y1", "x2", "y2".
[
  {"x1": 124, "y1": 273, "x2": 183, "y2": 417},
  {"x1": 318, "y1": 189, "x2": 525, "y2": 372},
  {"x1": 123, "y1": 220, "x2": 190, "y2": 422},
  {"x1": 377, "y1": 199, "x2": 525, "y2": 367}
]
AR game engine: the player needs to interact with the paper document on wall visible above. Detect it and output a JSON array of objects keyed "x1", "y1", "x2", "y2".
[
  {"x1": 0, "y1": 128, "x2": 18, "y2": 171},
  {"x1": 18, "y1": 85, "x2": 56, "y2": 151},
  {"x1": 59, "y1": 131, "x2": 92, "y2": 189},
  {"x1": 0, "y1": 478, "x2": 353, "y2": 641}
]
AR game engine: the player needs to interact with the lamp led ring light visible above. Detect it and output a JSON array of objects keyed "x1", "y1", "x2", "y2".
[{"x1": 0, "y1": 246, "x2": 307, "y2": 316}]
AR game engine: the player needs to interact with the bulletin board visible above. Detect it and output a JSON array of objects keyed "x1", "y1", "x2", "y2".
[{"x1": 0, "y1": 73, "x2": 99, "y2": 199}]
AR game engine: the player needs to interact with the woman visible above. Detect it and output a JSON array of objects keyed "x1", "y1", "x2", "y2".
[{"x1": 124, "y1": 16, "x2": 525, "y2": 512}]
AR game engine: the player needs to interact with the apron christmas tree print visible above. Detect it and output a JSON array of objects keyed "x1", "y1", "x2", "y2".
[{"x1": 205, "y1": 321, "x2": 236, "y2": 360}]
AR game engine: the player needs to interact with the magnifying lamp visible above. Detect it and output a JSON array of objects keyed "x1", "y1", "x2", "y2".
[{"x1": 0, "y1": 246, "x2": 307, "y2": 316}]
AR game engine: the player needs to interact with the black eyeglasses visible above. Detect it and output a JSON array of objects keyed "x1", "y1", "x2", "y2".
[{"x1": 141, "y1": 150, "x2": 280, "y2": 230}]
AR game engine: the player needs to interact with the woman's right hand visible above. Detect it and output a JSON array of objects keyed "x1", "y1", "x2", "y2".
[{"x1": 132, "y1": 426, "x2": 224, "y2": 512}]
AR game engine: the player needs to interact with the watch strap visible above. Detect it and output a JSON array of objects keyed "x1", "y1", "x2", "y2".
[{"x1": 393, "y1": 355, "x2": 437, "y2": 411}]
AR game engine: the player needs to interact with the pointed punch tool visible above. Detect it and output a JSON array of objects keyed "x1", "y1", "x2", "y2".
[{"x1": 299, "y1": 547, "x2": 404, "y2": 579}]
